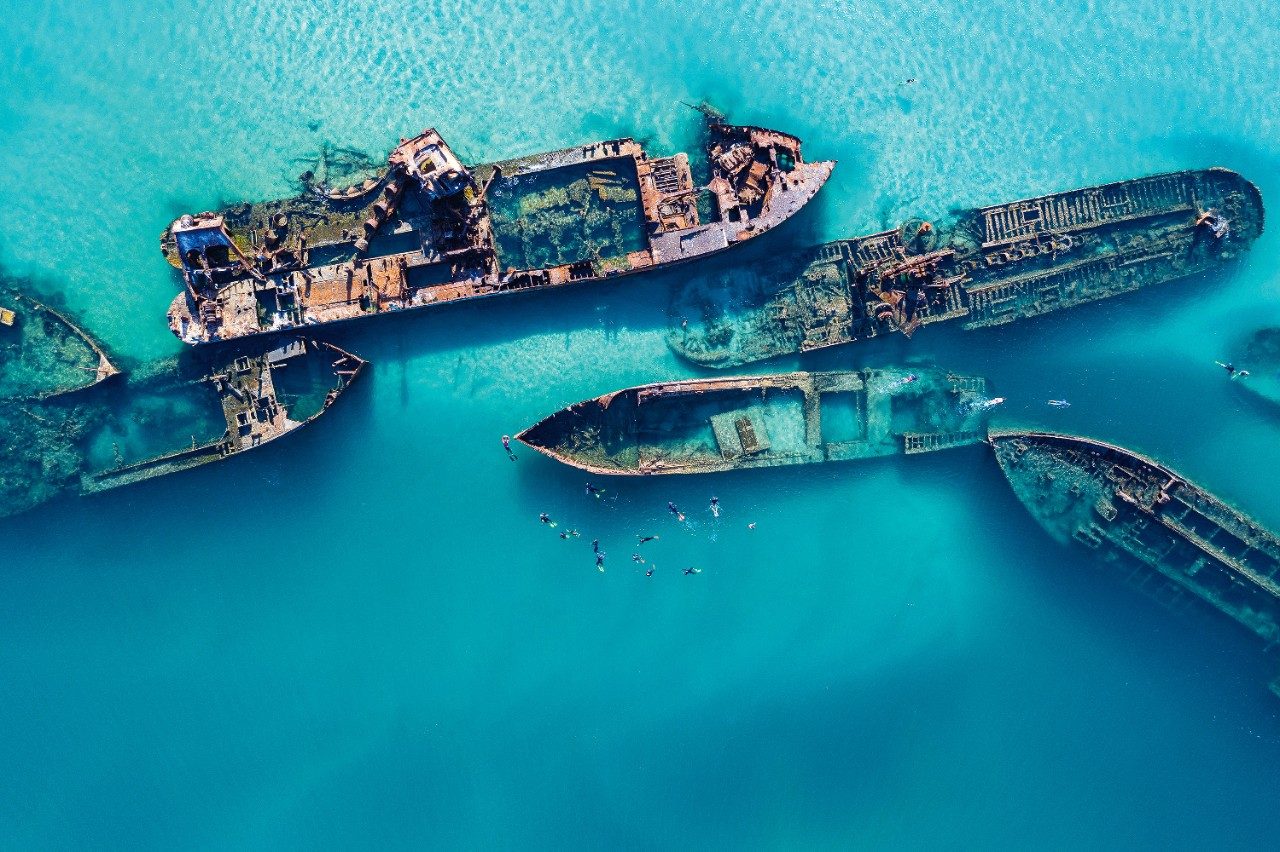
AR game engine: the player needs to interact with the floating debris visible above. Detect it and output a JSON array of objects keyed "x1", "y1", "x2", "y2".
[
  {"x1": 671, "y1": 169, "x2": 1263, "y2": 367},
  {"x1": 163, "y1": 118, "x2": 834, "y2": 345},
  {"x1": 517, "y1": 367, "x2": 993, "y2": 475},
  {"x1": 991, "y1": 430, "x2": 1280, "y2": 699}
]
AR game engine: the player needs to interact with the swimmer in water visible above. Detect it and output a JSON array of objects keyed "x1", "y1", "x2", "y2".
[
  {"x1": 683, "y1": 567, "x2": 702, "y2": 575},
  {"x1": 501, "y1": 435, "x2": 517, "y2": 461},
  {"x1": 668, "y1": 502, "x2": 685, "y2": 522},
  {"x1": 568, "y1": 529, "x2": 580, "y2": 538},
  {"x1": 710, "y1": 496, "x2": 720, "y2": 518},
  {"x1": 899, "y1": 373, "x2": 919, "y2": 385},
  {"x1": 585, "y1": 482, "x2": 605, "y2": 499},
  {"x1": 596, "y1": 553, "x2": 606, "y2": 573},
  {"x1": 539, "y1": 513, "x2": 557, "y2": 528},
  {"x1": 591, "y1": 539, "x2": 599, "y2": 554},
  {"x1": 747, "y1": 522, "x2": 756, "y2": 531},
  {"x1": 1047, "y1": 400, "x2": 1071, "y2": 408},
  {"x1": 645, "y1": 567, "x2": 655, "y2": 577},
  {"x1": 632, "y1": 553, "x2": 645, "y2": 564},
  {"x1": 637, "y1": 534, "x2": 659, "y2": 544},
  {"x1": 1215, "y1": 361, "x2": 1249, "y2": 378}
]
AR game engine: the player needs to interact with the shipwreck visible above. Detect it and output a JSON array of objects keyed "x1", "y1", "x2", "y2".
[
  {"x1": 518, "y1": 367, "x2": 996, "y2": 475},
  {"x1": 164, "y1": 117, "x2": 833, "y2": 345},
  {"x1": 991, "y1": 430, "x2": 1280, "y2": 699},
  {"x1": 671, "y1": 168, "x2": 1263, "y2": 367},
  {"x1": 0, "y1": 286, "x2": 118, "y2": 400}
]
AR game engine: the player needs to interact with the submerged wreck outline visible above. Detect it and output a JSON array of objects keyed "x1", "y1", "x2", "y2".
[
  {"x1": 164, "y1": 117, "x2": 834, "y2": 346},
  {"x1": 991, "y1": 430, "x2": 1280, "y2": 699},
  {"x1": 1, "y1": 287, "x2": 119, "y2": 401},
  {"x1": 671, "y1": 168, "x2": 1264, "y2": 368},
  {"x1": 518, "y1": 367, "x2": 995, "y2": 475}
]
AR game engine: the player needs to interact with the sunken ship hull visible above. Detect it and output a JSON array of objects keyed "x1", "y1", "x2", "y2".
[
  {"x1": 1233, "y1": 327, "x2": 1280, "y2": 408},
  {"x1": 518, "y1": 367, "x2": 995, "y2": 475},
  {"x1": 0, "y1": 286, "x2": 118, "y2": 401},
  {"x1": 164, "y1": 118, "x2": 833, "y2": 346},
  {"x1": 671, "y1": 168, "x2": 1263, "y2": 368},
  {"x1": 991, "y1": 431, "x2": 1280, "y2": 698},
  {"x1": 83, "y1": 339, "x2": 364, "y2": 493}
]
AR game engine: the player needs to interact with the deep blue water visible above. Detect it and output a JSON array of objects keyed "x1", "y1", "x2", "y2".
[{"x1": 3, "y1": 1, "x2": 1280, "y2": 847}]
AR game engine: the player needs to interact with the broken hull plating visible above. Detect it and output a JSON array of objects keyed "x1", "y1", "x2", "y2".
[
  {"x1": 671, "y1": 168, "x2": 1263, "y2": 368},
  {"x1": 518, "y1": 367, "x2": 993, "y2": 475},
  {"x1": 164, "y1": 120, "x2": 833, "y2": 346},
  {"x1": 990, "y1": 430, "x2": 1280, "y2": 698}
]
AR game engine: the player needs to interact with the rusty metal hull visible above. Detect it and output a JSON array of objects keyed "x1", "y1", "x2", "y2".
[
  {"x1": 163, "y1": 119, "x2": 834, "y2": 346},
  {"x1": 518, "y1": 367, "x2": 994, "y2": 475},
  {"x1": 990, "y1": 430, "x2": 1280, "y2": 698},
  {"x1": 81, "y1": 339, "x2": 364, "y2": 494},
  {"x1": 671, "y1": 168, "x2": 1264, "y2": 368}
]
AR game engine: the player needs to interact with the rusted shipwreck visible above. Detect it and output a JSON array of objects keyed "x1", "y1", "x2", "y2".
[
  {"x1": 83, "y1": 339, "x2": 364, "y2": 493},
  {"x1": 518, "y1": 367, "x2": 996, "y2": 475},
  {"x1": 164, "y1": 117, "x2": 834, "y2": 345},
  {"x1": 0, "y1": 286, "x2": 118, "y2": 400},
  {"x1": 671, "y1": 168, "x2": 1263, "y2": 367},
  {"x1": 991, "y1": 430, "x2": 1280, "y2": 699}
]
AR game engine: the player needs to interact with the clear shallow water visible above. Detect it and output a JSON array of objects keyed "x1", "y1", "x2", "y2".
[{"x1": 3, "y1": 0, "x2": 1280, "y2": 846}]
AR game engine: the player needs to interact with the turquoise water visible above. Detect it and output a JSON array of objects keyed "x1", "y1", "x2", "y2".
[{"x1": 4, "y1": 0, "x2": 1280, "y2": 846}]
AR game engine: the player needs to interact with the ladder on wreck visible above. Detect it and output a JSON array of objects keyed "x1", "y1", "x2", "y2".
[{"x1": 902, "y1": 430, "x2": 983, "y2": 454}]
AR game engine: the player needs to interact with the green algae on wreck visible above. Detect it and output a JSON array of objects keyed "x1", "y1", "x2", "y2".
[
  {"x1": 518, "y1": 367, "x2": 997, "y2": 475},
  {"x1": 670, "y1": 168, "x2": 1263, "y2": 368},
  {"x1": 0, "y1": 284, "x2": 119, "y2": 401}
]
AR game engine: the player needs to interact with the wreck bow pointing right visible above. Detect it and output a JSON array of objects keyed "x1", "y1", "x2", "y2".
[
  {"x1": 670, "y1": 168, "x2": 1264, "y2": 368},
  {"x1": 989, "y1": 429, "x2": 1280, "y2": 699},
  {"x1": 164, "y1": 119, "x2": 834, "y2": 346}
]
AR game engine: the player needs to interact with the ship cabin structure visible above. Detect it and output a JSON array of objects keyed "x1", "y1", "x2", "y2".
[
  {"x1": 165, "y1": 119, "x2": 834, "y2": 345},
  {"x1": 518, "y1": 367, "x2": 995, "y2": 476}
]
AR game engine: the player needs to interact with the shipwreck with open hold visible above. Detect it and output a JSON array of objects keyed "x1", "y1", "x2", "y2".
[
  {"x1": 517, "y1": 367, "x2": 997, "y2": 475},
  {"x1": 0, "y1": 285, "x2": 118, "y2": 401},
  {"x1": 163, "y1": 117, "x2": 834, "y2": 345},
  {"x1": 670, "y1": 168, "x2": 1264, "y2": 368},
  {"x1": 991, "y1": 430, "x2": 1280, "y2": 699},
  {"x1": 0, "y1": 338, "x2": 364, "y2": 520}
]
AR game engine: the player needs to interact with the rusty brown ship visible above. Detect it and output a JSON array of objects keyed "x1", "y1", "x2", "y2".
[
  {"x1": 164, "y1": 117, "x2": 833, "y2": 346},
  {"x1": 671, "y1": 168, "x2": 1263, "y2": 367}
]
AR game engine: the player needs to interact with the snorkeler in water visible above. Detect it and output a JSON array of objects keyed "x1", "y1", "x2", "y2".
[
  {"x1": 632, "y1": 553, "x2": 645, "y2": 564},
  {"x1": 585, "y1": 482, "x2": 605, "y2": 499},
  {"x1": 683, "y1": 567, "x2": 702, "y2": 575},
  {"x1": 501, "y1": 435, "x2": 517, "y2": 461},
  {"x1": 596, "y1": 552, "x2": 606, "y2": 573},
  {"x1": 637, "y1": 534, "x2": 659, "y2": 544},
  {"x1": 747, "y1": 522, "x2": 756, "y2": 530},
  {"x1": 709, "y1": 496, "x2": 720, "y2": 518},
  {"x1": 592, "y1": 539, "x2": 599, "y2": 554},
  {"x1": 645, "y1": 567, "x2": 655, "y2": 577},
  {"x1": 539, "y1": 513, "x2": 557, "y2": 528},
  {"x1": 668, "y1": 502, "x2": 685, "y2": 522}
]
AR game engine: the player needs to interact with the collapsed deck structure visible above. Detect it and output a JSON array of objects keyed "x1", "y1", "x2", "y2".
[
  {"x1": 164, "y1": 118, "x2": 833, "y2": 345},
  {"x1": 0, "y1": 286, "x2": 118, "y2": 400},
  {"x1": 83, "y1": 339, "x2": 364, "y2": 493},
  {"x1": 518, "y1": 367, "x2": 995, "y2": 475},
  {"x1": 991, "y1": 431, "x2": 1280, "y2": 699},
  {"x1": 671, "y1": 168, "x2": 1263, "y2": 367}
]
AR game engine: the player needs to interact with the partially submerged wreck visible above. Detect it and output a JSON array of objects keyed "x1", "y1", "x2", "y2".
[
  {"x1": 1234, "y1": 327, "x2": 1280, "y2": 408},
  {"x1": 672, "y1": 168, "x2": 1263, "y2": 367},
  {"x1": 518, "y1": 367, "x2": 996, "y2": 475},
  {"x1": 164, "y1": 117, "x2": 833, "y2": 345},
  {"x1": 83, "y1": 339, "x2": 364, "y2": 493},
  {"x1": 991, "y1": 431, "x2": 1280, "y2": 699},
  {"x1": 0, "y1": 286, "x2": 118, "y2": 400},
  {"x1": 0, "y1": 338, "x2": 363, "y2": 520}
]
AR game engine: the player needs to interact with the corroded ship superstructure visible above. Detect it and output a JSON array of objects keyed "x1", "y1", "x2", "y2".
[
  {"x1": 518, "y1": 367, "x2": 995, "y2": 475},
  {"x1": 991, "y1": 431, "x2": 1280, "y2": 698},
  {"x1": 0, "y1": 286, "x2": 118, "y2": 400},
  {"x1": 671, "y1": 168, "x2": 1263, "y2": 367},
  {"x1": 83, "y1": 339, "x2": 364, "y2": 493},
  {"x1": 164, "y1": 118, "x2": 833, "y2": 345},
  {"x1": 0, "y1": 338, "x2": 363, "y2": 520}
]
